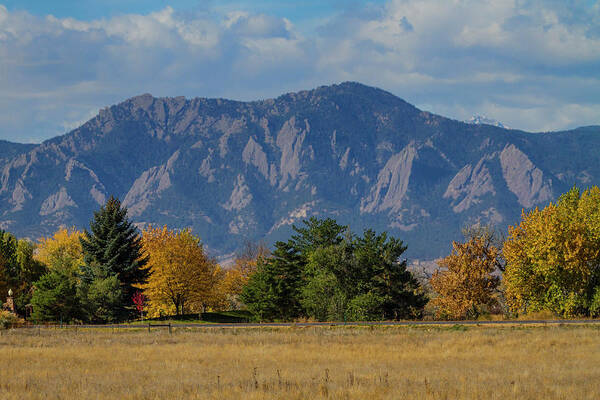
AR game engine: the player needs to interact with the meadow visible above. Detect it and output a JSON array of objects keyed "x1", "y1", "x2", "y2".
[{"x1": 1, "y1": 324, "x2": 599, "y2": 399}]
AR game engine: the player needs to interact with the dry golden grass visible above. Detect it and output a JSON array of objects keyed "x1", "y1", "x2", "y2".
[{"x1": 1, "y1": 324, "x2": 600, "y2": 399}]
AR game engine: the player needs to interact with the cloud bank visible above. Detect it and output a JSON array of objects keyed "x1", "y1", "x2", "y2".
[{"x1": 0, "y1": 1, "x2": 599, "y2": 142}]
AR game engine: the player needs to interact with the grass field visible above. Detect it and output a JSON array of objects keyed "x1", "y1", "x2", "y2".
[{"x1": 1, "y1": 324, "x2": 599, "y2": 399}]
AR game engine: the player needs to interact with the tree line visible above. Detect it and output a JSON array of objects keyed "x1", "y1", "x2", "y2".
[
  {"x1": 240, "y1": 218, "x2": 426, "y2": 321},
  {"x1": 2, "y1": 186, "x2": 600, "y2": 324},
  {"x1": 430, "y1": 186, "x2": 600, "y2": 319}
]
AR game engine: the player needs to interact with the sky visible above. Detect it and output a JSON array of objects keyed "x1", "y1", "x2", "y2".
[{"x1": 0, "y1": 0, "x2": 599, "y2": 143}]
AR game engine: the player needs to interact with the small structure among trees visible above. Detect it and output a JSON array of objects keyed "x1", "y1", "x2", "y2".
[{"x1": 2, "y1": 288, "x2": 15, "y2": 313}]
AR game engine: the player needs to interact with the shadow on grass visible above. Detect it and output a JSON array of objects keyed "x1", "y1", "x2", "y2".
[{"x1": 130, "y1": 310, "x2": 253, "y2": 325}]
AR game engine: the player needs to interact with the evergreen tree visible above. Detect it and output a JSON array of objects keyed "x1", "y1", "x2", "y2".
[
  {"x1": 290, "y1": 217, "x2": 347, "y2": 255},
  {"x1": 0, "y1": 231, "x2": 17, "y2": 305},
  {"x1": 77, "y1": 266, "x2": 124, "y2": 324},
  {"x1": 352, "y1": 230, "x2": 427, "y2": 320},
  {"x1": 240, "y1": 218, "x2": 426, "y2": 322},
  {"x1": 308, "y1": 230, "x2": 427, "y2": 320},
  {"x1": 241, "y1": 241, "x2": 304, "y2": 321},
  {"x1": 80, "y1": 196, "x2": 149, "y2": 319},
  {"x1": 31, "y1": 271, "x2": 79, "y2": 323}
]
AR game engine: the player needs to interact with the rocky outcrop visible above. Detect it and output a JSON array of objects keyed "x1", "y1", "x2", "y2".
[
  {"x1": 276, "y1": 117, "x2": 306, "y2": 188},
  {"x1": 361, "y1": 144, "x2": 416, "y2": 213},
  {"x1": 242, "y1": 137, "x2": 269, "y2": 179},
  {"x1": 40, "y1": 187, "x2": 76, "y2": 216},
  {"x1": 500, "y1": 144, "x2": 553, "y2": 208},
  {"x1": 222, "y1": 174, "x2": 253, "y2": 211},
  {"x1": 444, "y1": 156, "x2": 496, "y2": 213},
  {"x1": 123, "y1": 150, "x2": 179, "y2": 216}
]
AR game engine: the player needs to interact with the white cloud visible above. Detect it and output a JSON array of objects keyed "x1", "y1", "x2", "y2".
[{"x1": 0, "y1": 1, "x2": 598, "y2": 143}]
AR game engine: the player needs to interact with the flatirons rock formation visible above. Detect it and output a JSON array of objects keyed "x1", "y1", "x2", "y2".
[{"x1": 0, "y1": 82, "x2": 599, "y2": 260}]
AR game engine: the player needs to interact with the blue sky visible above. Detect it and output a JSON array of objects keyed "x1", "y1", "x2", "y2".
[
  {"x1": 0, "y1": 0, "x2": 599, "y2": 143},
  {"x1": 2, "y1": 1, "x2": 382, "y2": 22}
]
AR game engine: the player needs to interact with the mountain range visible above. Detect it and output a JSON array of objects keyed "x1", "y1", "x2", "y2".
[{"x1": 0, "y1": 82, "x2": 599, "y2": 262}]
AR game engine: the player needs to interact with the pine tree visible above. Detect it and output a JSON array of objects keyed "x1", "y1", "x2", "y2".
[
  {"x1": 80, "y1": 196, "x2": 149, "y2": 319},
  {"x1": 31, "y1": 271, "x2": 79, "y2": 323},
  {"x1": 290, "y1": 217, "x2": 347, "y2": 254},
  {"x1": 241, "y1": 241, "x2": 304, "y2": 321},
  {"x1": 346, "y1": 230, "x2": 427, "y2": 320}
]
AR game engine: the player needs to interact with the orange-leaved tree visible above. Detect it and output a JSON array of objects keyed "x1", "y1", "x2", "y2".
[
  {"x1": 141, "y1": 226, "x2": 222, "y2": 316},
  {"x1": 430, "y1": 233, "x2": 501, "y2": 320}
]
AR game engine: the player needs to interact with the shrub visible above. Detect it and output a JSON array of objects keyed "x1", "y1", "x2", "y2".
[
  {"x1": 346, "y1": 292, "x2": 385, "y2": 321},
  {"x1": 0, "y1": 310, "x2": 23, "y2": 329}
]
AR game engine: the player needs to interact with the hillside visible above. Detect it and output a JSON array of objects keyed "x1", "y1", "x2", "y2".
[{"x1": 0, "y1": 82, "x2": 598, "y2": 260}]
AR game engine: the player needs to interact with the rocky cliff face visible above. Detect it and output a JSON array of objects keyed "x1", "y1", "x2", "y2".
[{"x1": 0, "y1": 82, "x2": 599, "y2": 260}]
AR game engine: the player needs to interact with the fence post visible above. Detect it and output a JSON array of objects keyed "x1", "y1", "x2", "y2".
[
  {"x1": 148, "y1": 323, "x2": 151, "y2": 333},
  {"x1": 168, "y1": 323, "x2": 172, "y2": 335}
]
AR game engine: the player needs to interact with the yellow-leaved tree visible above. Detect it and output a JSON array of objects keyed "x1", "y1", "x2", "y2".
[
  {"x1": 35, "y1": 227, "x2": 84, "y2": 276},
  {"x1": 503, "y1": 186, "x2": 600, "y2": 317},
  {"x1": 142, "y1": 226, "x2": 224, "y2": 316},
  {"x1": 430, "y1": 229, "x2": 501, "y2": 320}
]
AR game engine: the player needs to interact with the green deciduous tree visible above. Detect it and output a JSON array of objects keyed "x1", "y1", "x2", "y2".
[
  {"x1": 222, "y1": 241, "x2": 269, "y2": 310},
  {"x1": 0, "y1": 231, "x2": 46, "y2": 316},
  {"x1": 14, "y1": 240, "x2": 46, "y2": 314},
  {"x1": 346, "y1": 292, "x2": 386, "y2": 321},
  {"x1": 300, "y1": 246, "x2": 347, "y2": 321}
]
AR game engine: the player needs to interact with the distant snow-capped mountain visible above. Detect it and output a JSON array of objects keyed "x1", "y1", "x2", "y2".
[{"x1": 466, "y1": 115, "x2": 508, "y2": 129}]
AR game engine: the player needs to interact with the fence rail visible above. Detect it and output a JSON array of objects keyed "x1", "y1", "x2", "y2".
[
  {"x1": 147, "y1": 323, "x2": 172, "y2": 334},
  {"x1": 8, "y1": 318, "x2": 600, "y2": 332}
]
